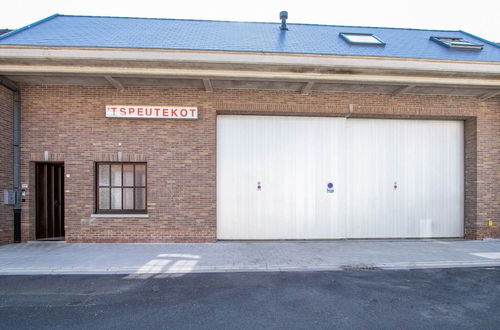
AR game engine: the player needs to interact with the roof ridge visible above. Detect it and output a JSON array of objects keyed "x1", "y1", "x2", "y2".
[
  {"x1": 0, "y1": 13, "x2": 477, "y2": 39},
  {"x1": 54, "y1": 14, "x2": 465, "y2": 34},
  {"x1": 0, "y1": 13, "x2": 59, "y2": 41}
]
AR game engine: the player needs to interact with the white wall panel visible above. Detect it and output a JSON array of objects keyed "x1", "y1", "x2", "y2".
[
  {"x1": 218, "y1": 116, "x2": 464, "y2": 240},
  {"x1": 217, "y1": 115, "x2": 347, "y2": 239}
]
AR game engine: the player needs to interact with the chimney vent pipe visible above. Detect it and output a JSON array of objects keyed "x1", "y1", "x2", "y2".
[{"x1": 280, "y1": 11, "x2": 288, "y2": 30}]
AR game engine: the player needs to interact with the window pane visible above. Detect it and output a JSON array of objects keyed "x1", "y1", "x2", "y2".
[
  {"x1": 123, "y1": 165, "x2": 134, "y2": 186},
  {"x1": 111, "y1": 188, "x2": 122, "y2": 209},
  {"x1": 135, "y1": 165, "x2": 146, "y2": 186},
  {"x1": 98, "y1": 164, "x2": 110, "y2": 186},
  {"x1": 99, "y1": 188, "x2": 110, "y2": 209},
  {"x1": 342, "y1": 33, "x2": 383, "y2": 44},
  {"x1": 123, "y1": 188, "x2": 134, "y2": 209},
  {"x1": 135, "y1": 188, "x2": 146, "y2": 209},
  {"x1": 111, "y1": 164, "x2": 122, "y2": 186}
]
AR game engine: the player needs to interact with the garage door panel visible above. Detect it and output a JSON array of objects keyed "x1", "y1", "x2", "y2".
[
  {"x1": 397, "y1": 120, "x2": 464, "y2": 238},
  {"x1": 347, "y1": 119, "x2": 464, "y2": 238},
  {"x1": 217, "y1": 115, "x2": 346, "y2": 239},
  {"x1": 347, "y1": 119, "x2": 398, "y2": 238}
]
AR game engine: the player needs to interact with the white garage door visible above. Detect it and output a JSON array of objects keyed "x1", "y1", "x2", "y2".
[
  {"x1": 217, "y1": 115, "x2": 464, "y2": 240},
  {"x1": 347, "y1": 119, "x2": 464, "y2": 238}
]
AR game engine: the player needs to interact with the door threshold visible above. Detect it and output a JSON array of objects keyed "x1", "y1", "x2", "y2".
[{"x1": 33, "y1": 237, "x2": 66, "y2": 242}]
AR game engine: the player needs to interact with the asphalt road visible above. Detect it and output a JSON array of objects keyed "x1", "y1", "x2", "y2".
[{"x1": 0, "y1": 267, "x2": 499, "y2": 330}]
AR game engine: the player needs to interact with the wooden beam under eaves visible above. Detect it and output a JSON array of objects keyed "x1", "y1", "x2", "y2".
[
  {"x1": 104, "y1": 75, "x2": 124, "y2": 91},
  {"x1": 0, "y1": 75, "x2": 19, "y2": 91},
  {"x1": 202, "y1": 78, "x2": 213, "y2": 92},
  {"x1": 478, "y1": 90, "x2": 500, "y2": 101},
  {"x1": 301, "y1": 82, "x2": 314, "y2": 95},
  {"x1": 392, "y1": 85, "x2": 415, "y2": 96}
]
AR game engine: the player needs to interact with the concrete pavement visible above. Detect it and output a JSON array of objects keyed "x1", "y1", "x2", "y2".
[{"x1": 1, "y1": 239, "x2": 500, "y2": 275}]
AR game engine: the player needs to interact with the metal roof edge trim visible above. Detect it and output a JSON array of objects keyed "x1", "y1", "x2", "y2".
[
  {"x1": 0, "y1": 14, "x2": 60, "y2": 41},
  {"x1": 0, "y1": 47, "x2": 499, "y2": 72},
  {"x1": 458, "y1": 30, "x2": 500, "y2": 49},
  {"x1": 1, "y1": 43, "x2": 497, "y2": 62}
]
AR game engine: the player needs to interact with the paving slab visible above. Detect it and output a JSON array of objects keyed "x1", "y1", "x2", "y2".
[{"x1": 0, "y1": 239, "x2": 500, "y2": 275}]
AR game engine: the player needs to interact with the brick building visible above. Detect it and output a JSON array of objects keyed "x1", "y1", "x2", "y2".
[{"x1": 0, "y1": 13, "x2": 499, "y2": 243}]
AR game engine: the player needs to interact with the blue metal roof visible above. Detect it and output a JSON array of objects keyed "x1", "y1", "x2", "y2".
[{"x1": 1, "y1": 14, "x2": 499, "y2": 62}]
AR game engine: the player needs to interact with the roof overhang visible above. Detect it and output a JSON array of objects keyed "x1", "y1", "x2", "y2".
[{"x1": 1, "y1": 46, "x2": 499, "y2": 99}]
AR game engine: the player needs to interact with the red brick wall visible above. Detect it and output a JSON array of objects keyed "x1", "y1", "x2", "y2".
[
  {"x1": 474, "y1": 99, "x2": 500, "y2": 239},
  {"x1": 0, "y1": 85, "x2": 13, "y2": 245},
  {"x1": 18, "y1": 85, "x2": 500, "y2": 242}
]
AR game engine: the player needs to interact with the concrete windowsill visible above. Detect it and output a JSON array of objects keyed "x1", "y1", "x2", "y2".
[{"x1": 90, "y1": 214, "x2": 149, "y2": 218}]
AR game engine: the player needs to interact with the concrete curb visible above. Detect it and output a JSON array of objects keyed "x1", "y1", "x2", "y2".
[{"x1": 1, "y1": 260, "x2": 500, "y2": 275}]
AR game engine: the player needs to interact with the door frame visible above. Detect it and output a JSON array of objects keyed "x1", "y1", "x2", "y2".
[{"x1": 35, "y1": 162, "x2": 65, "y2": 240}]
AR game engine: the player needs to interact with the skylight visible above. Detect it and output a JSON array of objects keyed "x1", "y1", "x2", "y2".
[
  {"x1": 430, "y1": 37, "x2": 483, "y2": 50},
  {"x1": 340, "y1": 33, "x2": 385, "y2": 45}
]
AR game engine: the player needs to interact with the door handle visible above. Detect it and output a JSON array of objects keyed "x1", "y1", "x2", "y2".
[{"x1": 54, "y1": 200, "x2": 61, "y2": 207}]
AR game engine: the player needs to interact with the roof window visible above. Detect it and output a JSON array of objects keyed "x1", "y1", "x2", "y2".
[
  {"x1": 340, "y1": 33, "x2": 385, "y2": 45},
  {"x1": 430, "y1": 37, "x2": 483, "y2": 50}
]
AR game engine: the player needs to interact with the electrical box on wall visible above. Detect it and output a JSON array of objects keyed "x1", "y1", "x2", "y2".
[{"x1": 3, "y1": 190, "x2": 16, "y2": 205}]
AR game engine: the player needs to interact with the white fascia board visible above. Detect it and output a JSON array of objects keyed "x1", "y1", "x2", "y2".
[
  {"x1": 1, "y1": 64, "x2": 500, "y2": 87},
  {"x1": 0, "y1": 47, "x2": 499, "y2": 75}
]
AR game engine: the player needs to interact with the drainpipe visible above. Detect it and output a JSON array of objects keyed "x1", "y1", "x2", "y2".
[{"x1": 0, "y1": 77, "x2": 21, "y2": 243}]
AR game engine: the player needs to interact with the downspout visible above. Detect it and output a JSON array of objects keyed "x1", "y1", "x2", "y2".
[{"x1": 0, "y1": 77, "x2": 21, "y2": 243}]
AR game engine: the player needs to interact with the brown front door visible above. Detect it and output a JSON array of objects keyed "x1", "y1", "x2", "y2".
[{"x1": 36, "y1": 163, "x2": 65, "y2": 240}]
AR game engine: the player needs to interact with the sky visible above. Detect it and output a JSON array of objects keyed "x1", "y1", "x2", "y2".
[{"x1": 2, "y1": 0, "x2": 500, "y2": 43}]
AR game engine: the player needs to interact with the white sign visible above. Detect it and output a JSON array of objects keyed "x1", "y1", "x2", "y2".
[{"x1": 106, "y1": 105, "x2": 198, "y2": 119}]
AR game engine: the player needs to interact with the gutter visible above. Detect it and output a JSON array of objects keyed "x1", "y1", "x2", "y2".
[
  {"x1": 0, "y1": 48, "x2": 499, "y2": 75},
  {"x1": 0, "y1": 77, "x2": 21, "y2": 243},
  {"x1": 1, "y1": 64, "x2": 499, "y2": 88}
]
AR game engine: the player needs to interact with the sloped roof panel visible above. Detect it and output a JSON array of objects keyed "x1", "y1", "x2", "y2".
[{"x1": 0, "y1": 14, "x2": 499, "y2": 62}]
